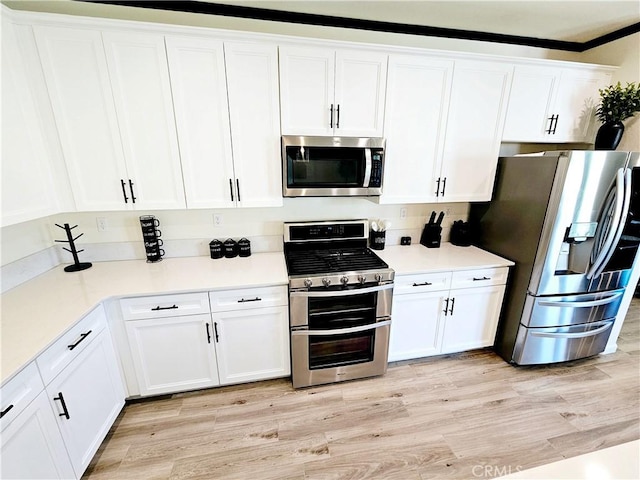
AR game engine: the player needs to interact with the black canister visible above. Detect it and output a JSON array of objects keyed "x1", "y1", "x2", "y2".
[
  {"x1": 209, "y1": 239, "x2": 223, "y2": 259},
  {"x1": 238, "y1": 238, "x2": 251, "y2": 257},
  {"x1": 223, "y1": 238, "x2": 238, "y2": 258}
]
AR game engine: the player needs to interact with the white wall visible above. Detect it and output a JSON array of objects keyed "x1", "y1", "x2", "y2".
[{"x1": 579, "y1": 32, "x2": 640, "y2": 152}]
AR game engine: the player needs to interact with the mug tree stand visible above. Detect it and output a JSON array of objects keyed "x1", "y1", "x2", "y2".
[{"x1": 55, "y1": 223, "x2": 92, "y2": 272}]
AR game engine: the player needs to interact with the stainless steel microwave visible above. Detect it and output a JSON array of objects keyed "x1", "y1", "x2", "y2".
[{"x1": 282, "y1": 136, "x2": 385, "y2": 197}]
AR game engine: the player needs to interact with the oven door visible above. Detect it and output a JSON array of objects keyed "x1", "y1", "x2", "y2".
[
  {"x1": 289, "y1": 283, "x2": 393, "y2": 328},
  {"x1": 291, "y1": 319, "x2": 391, "y2": 388}
]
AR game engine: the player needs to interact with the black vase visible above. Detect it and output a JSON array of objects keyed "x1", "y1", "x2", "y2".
[{"x1": 594, "y1": 121, "x2": 625, "y2": 150}]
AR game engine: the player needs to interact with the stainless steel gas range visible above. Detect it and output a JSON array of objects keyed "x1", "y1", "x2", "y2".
[{"x1": 283, "y1": 219, "x2": 394, "y2": 388}]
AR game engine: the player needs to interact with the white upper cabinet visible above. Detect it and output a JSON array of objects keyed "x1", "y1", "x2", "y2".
[
  {"x1": 224, "y1": 41, "x2": 283, "y2": 208},
  {"x1": 102, "y1": 31, "x2": 186, "y2": 210},
  {"x1": 502, "y1": 64, "x2": 611, "y2": 143},
  {"x1": 165, "y1": 36, "x2": 235, "y2": 209},
  {"x1": 34, "y1": 25, "x2": 130, "y2": 212},
  {"x1": 279, "y1": 46, "x2": 387, "y2": 137},
  {"x1": 1, "y1": 21, "x2": 61, "y2": 226},
  {"x1": 380, "y1": 55, "x2": 453, "y2": 204},
  {"x1": 439, "y1": 59, "x2": 512, "y2": 203}
]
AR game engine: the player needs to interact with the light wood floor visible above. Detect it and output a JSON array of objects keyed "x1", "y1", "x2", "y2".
[{"x1": 84, "y1": 299, "x2": 640, "y2": 480}]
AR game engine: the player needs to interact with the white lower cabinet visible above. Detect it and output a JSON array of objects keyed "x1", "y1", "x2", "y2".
[
  {"x1": 388, "y1": 290, "x2": 447, "y2": 362},
  {"x1": 123, "y1": 287, "x2": 290, "y2": 396},
  {"x1": 46, "y1": 327, "x2": 125, "y2": 476},
  {"x1": 440, "y1": 285, "x2": 506, "y2": 354},
  {"x1": 1, "y1": 363, "x2": 74, "y2": 480},
  {"x1": 389, "y1": 268, "x2": 508, "y2": 361},
  {"x1": 1, "y1": 390, "x2": 75, "y2": 480},
  {"x1": 212, "y1": 306, "x2": 290, "y2": 385},
  {"x1": 1, "y1": 304, "x2": 125, "y2": 480},
  {"x1": 125, "y1": 314, "x2": 219, "y2": 396}
]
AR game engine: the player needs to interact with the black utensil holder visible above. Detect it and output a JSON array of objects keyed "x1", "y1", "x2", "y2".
[
  {"x1": 420, "y1": 224, "x2": 442, "y2": 248},
  {"x1": 370, "y1": 230, "x2": 386, "y2": 250}
]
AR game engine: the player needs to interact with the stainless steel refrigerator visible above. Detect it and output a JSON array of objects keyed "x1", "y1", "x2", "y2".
[{"x1": 471, "y1": 151, "x2": 640, "y2": 365}]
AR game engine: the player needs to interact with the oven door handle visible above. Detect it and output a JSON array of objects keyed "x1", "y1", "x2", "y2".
[
  {"x1": 292, "y1": 320, "x2": 391, "y2": 336},
  {"x1": 290, "y1": 283, "x2": 393, "y2": 298}
]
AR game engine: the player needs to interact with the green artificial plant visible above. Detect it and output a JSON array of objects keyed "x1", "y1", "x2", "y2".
[{"x1": 595, "y1": 81, "x2": 640, "y2": 124}]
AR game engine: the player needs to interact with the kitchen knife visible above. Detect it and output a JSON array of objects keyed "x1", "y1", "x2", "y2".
[
  {"x1": 436, "y1": 211, "x2": 445, "y2": 226},
  {"x1": 428, "y1": 211, "x2": 436, "y2": 225}
]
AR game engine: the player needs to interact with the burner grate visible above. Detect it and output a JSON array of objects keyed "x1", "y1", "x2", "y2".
[{"x1": 285, "y1": 248, "x2": 388, "y2": 276}]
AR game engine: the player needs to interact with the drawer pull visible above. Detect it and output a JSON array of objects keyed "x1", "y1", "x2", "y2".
[
  {"x1": 238, "y1": 297, "x2": 261, "y2": 303},
  {"x1": 67, "y1": 330, "x2": 92, "y2": 351},
  {"x1": 473, "y1": 276, "x2": 491, "y2": 281},
  {"x1": 0, "y1": 404, "x2": 14, "y2": 419},
  {"x1": 151, "y1": 304, "x2": 178, "y2": 311},
  {"x1": 412, "y1": 282, "x2": 433, "y2": 287},
  {"x1": 53, "y1": 392, "x2": 70, "y2": 420}
]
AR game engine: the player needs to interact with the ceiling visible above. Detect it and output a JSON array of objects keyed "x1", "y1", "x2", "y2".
[
  {"x1": 211, "y1": 0, "x2": 640, "y2": 43},
  {"x1": 3, "y1": 0, "x2": 639, "y2": 51}
]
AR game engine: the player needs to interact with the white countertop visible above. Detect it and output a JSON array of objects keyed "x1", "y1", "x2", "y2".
[
  {"x1": 1, "y1": 253, "x2": 288, "y2": 384},
  {"x1": 375, "y1": 243, "x2": 514, "y2": 275}
]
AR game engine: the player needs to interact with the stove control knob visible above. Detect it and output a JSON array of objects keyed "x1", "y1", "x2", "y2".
[
  {"x1": 303, "y1": 278, "x2": 313, "y2": 288},
  {"x1": 375, "y1": 273, "x2": 383, "y2": 283},
  {"x1": 341, "y1": 276, "x2": 349, "y2": 285},
  {"x1": 357, "y1": 275, "x2": 366, "y2": 284},
  {"x1": 322, "y1": 278, "x2": 331, "y2": 287}
]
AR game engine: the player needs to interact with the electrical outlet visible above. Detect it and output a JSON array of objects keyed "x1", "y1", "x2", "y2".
[
  {"x1": 96, "y1": 217, "x2": 108, "y2": 232},
  {"x1": 400, "y1": 208, "x2": 407, "y2": 219},
  {"x1": 213, "y1": 214, "x2": 223, "y2": 226}
]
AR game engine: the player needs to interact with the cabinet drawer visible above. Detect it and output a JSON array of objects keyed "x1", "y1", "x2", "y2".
[
  {"x1": 393, "y1": 272, "x2": 452, "y2": 295},
  {"x1": 120, "y1": 292, "x2": 210, "y2": 320},
  {"x1": 0, "y1": 362, "x2": 44, "y2": 431},
  {"x1": 36, "y1": 304, "x2": 107, "y2": 385},
  {"x1": 451, "y1": 267, "x2": 509, "y2": 289},
  {"x1": 209, "y1": 285, "x2": 287, "y2": 312}
]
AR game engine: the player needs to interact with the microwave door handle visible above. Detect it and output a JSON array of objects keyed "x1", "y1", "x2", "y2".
[
  {"x1": 291, "y1": 320, "x2": 391, "y2": 337},
  {"x1": 586, "y1": 168, "x2": 627, "y2": 280},
  {"x1": 363, "y1": 148, "x2": 372, "y2": 187}
]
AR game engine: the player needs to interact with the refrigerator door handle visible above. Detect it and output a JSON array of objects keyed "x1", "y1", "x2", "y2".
[
  {"x1": 538, "y1": 290, "x2": 623, "y2": 308},
  {"x1": 587, "y1": 168, "x2": 630, "y2": 279},
  {"x1": 529, "y1": 322, "x2": 612, "y2": 339}
]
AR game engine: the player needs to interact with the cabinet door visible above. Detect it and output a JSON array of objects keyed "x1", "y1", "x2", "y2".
[
  {"x1": 381, "y1": 55, "x2": 452, "y2": 204},
  {"x1": 279, "y1": 46, "x2": 335, "y2": 136},
  {"x1": 1, "y1": 21, "x2": 61, "y2": 226},
  {"x1": 1, "y1": 391, "x2": 75, "y2": 480},
  {"x1": 553, "y1": 68, "x2": 611, "y2": 142},
  {"x1": 125, "y1": 314, "x2": 219, "y2": 396},
  {"x1": 440, "y1": 60, "x2": 512, "y2": 203},
  {"x1": 334, "y1": 50, "x2": 387, "y2": 137},
  {"x1": 46, "y1": 329, "x2": 125, "y2": 476},
  {"x1": 165, "y1": 36, "x2": 235, "y2": 209},
  {"x1": 441, "y1": 285, "x2": 506, "y2": 354},
  {"x1": 388, "y1": 291, "x2": 447, "y2": 362},
  {"x1": 34, "y1": 25, "x2": 129, "y2": 211},
  {"x1": 225, "y1": 42, "x2": 283, "y2": 208},
  {"x1": 212, "y1": 306, "x2": 290, "y2": 385},
  {"x1": 102, "y1": 31, "x2": 186, "y2": 210},
  {"x1": 502, "y1": 65, "x2": 559, "y2": 142}
]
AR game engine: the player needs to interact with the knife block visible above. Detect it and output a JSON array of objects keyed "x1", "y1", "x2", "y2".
[{"x1": 420, "y1": 224, "x2": 442, "y2": 248}]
